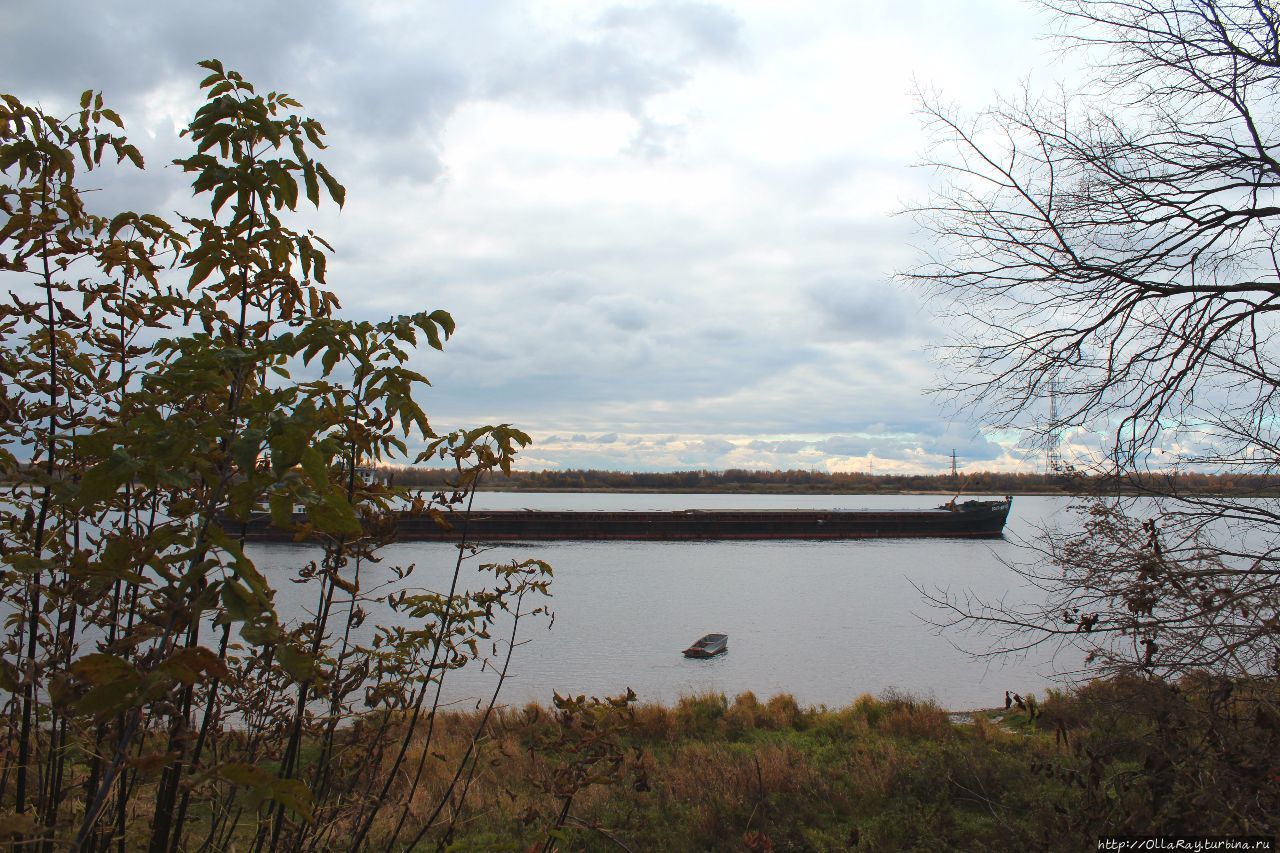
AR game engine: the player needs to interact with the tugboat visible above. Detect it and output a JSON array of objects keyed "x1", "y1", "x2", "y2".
[{"x1": 682, "y1": 633, "x2": 728, "y2": 658}]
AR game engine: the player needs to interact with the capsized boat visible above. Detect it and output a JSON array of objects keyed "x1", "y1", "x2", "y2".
[{"x1": 683, "y1": 633, "x2": 728, "y2": 658}]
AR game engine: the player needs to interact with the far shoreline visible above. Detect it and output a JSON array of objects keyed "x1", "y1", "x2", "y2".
[{"x1": 463, "y1": 486, "x2": 1261, "y2": 497}]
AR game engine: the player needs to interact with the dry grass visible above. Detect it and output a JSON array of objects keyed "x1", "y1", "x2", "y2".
[{"x1": 30, "y1": 679, "x2": 1272, "y2": 850}]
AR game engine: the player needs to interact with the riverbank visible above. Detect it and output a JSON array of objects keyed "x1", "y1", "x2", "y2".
[
  {"x1": 391, "y1": 675, "x2": 1277, "y2": 850},
  {"x1": 10, "y1": 676, "x2": 1273, "y2": 848},
  {"x1": 437, "y1": 689, "x2": 1058, "y2": 850}
]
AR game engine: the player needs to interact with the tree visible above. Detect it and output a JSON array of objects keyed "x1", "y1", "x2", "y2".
[
  {"x1": 909, "y1": 0, "x2": 1280, "y2": 683},
  {"x1": 0, "y1": 62, "x2": 562, "y2": 850}
]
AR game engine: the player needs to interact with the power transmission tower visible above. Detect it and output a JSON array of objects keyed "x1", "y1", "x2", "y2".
[
  {"x1": 950, "y1": 449, "x2": 958, "y2": 482},
  {"x1": 1046, "y1": 378, "x2": 1063, "y2": 474}
]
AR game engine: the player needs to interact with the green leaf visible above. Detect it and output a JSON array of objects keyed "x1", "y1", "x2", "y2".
[
  {"x1": 316, "y1": 163, "x2": 345, "y2": 207},
  {"x1": 74, "y1": 676, "x2": 139, "y2": 717},
  {"x1": 302, "y1": 159, "x2": 319, "y2": 207},
  {"x1": 71, "y1": 653, "x2": 137, "y2": 685},
  {"x1": 78, "y1": 449, "x2": 136, "y2": 504},
  {"x1": 75, "y1": 430, "x2": 114, "y2": 458},
  {"x1": 211, "y1": 182, "x2": 236, "y2": 216},
  {"x1": 217, "y1": 762, "x2": 275, "y2": 789},
  {"x1": 160, "y1": 646, "x2": 229, "y2": 685},
  {"x1": 239, "y1": 621, "x2": 275, "y2": 646},
  {"x1": 188, "y1": 253, "x2": 219, "y2": 288},
  {"x1": 5, "y1": 554, "x2": 53, "y2": 575},
  {"x1": 205, "y1": 524, "x2": 271, "y2": 601},
  {"x1": 231, "y1": 428, "x2": 264, "y2": 474},
  {"x1": 300, "y1": 446, "x2": 327, "y2": 487},
  {"x1": 220, "y1": 579, "x2": 258, "y2": 623},
  {"x1": 0, "y1": 660, "x2": 20, "y2": 692},
  {"x1": 122, "y1": 144, "x2": 144, "y2": 169},
  {"x1": 276, "y1": 644, "x2": 315, "y2": 682},
  {"x1": 97, "y1": 535, "x2": 137, "y2": 577},
  {"x1": 268, "y1": 778, "x2": 315, "y2": 820},
  {"x1": 269, "y1": 493, "x2": 294, "y2": 529},
  {"x1": 216, "y1": 765, "x2": 313, "y2": 818},
  {"x1": 307, "y1": 491, "x2": 361, "y2": 537},
  {"x1": 269, "y1": 421, "x2": 308, "y2": 476}
]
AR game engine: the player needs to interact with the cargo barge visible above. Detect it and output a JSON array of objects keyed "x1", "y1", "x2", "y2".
[{"x1": 229, "y1": 498, "x2": 1013, "y2": 542}]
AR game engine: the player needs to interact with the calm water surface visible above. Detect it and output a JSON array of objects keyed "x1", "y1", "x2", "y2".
[{"x1": 251, "y1": 493, "x2": 1083, "y2": 711}]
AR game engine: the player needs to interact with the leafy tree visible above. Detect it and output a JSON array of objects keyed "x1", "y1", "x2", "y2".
[{"x1": 0, "y1": 61, "x2": 554, "y2": 850}]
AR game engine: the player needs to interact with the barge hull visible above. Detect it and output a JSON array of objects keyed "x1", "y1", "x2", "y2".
[{"x1": 231, "y1": 501, "x2": 1012, "y2": 542}]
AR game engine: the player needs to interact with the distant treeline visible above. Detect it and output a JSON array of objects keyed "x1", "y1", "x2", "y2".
[
  {"x1": 377, "y1": 466, "x2": 1280, "y2": 495},
  {"x1": 9, "y1": 462, "x2": 1277, "y2": 495},
  {"x1": 11, "y1": 461, "x2": 1275, "y2": 495}
]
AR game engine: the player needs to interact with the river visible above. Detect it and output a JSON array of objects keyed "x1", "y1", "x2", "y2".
[{"x1": 250, "y1": 492, "x2": 1085, "y2": 711}]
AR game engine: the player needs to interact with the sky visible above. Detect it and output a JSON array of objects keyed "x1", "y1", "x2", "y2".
[{"x1": 2, "y1": 0, "x2": 1069, "y2": 474}]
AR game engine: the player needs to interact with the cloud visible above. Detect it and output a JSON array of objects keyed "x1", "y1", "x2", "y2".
[
  {"x1": 3, "y1": 0, "x2": 1060, "y2": 474},
  {"x1": 675, "y1": 437, "x2": 736, "y2": 461},
  {"x1": 485, "y1": 1, "x2": 746, "y2": 156},
  {"x1": 815, "y1": 435, "x2": 876, "y2": 457},
  {"x1": 805, "y1": 277, "x2": 930, "y2": 342},
  {"x1": 510, "y1": 430, "x2": 1024, "y2": 474},
  {"x1": 746, "y1": 439, "x2": 812, "y2": 453}
]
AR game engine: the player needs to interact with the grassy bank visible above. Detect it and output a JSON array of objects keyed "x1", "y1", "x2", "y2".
[
  {"x1": 7, "y1": 677, "x2": 1275, "y2": 849},
  {"x1": 398, "y1": 676, "x2": 1279, "y2": 851}
]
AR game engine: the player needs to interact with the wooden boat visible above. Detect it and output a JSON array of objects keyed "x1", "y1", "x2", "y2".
[
  {"x1": 225, "y1": 498, "x2": 1013, "y2": 543},
  {"x1": 683, "y1": 633, "x2": 728, "y2": 658}
]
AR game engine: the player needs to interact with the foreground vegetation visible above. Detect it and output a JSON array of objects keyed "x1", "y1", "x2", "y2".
[
  {"x1": 438, "y1": 676, "x2": 1280, "y2": 851},
  {"x1": 8, "y1": 675, "x2": 1270, "y2": 850},
  {"x1": 1, "y1": 65, "x2": 551, "y2": 849}
]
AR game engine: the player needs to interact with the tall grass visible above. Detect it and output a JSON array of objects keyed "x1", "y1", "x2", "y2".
[{"x1": 348, "y1": 689, "x2": 1060, "y2": 851}]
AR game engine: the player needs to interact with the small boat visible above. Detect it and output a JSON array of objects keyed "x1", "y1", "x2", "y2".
[{"x1": 683, "y1": 633, "x2": 728, "y2": 658}]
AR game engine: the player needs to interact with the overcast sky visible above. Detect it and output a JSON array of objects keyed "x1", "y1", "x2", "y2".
[{"x1": 3, "y1": 0, "x2": 1068, "y2": 473}]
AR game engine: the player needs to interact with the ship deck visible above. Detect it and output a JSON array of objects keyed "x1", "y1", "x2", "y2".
[{"x1": 227, "y1": 500, "x2": 1013, "y2": 542}]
